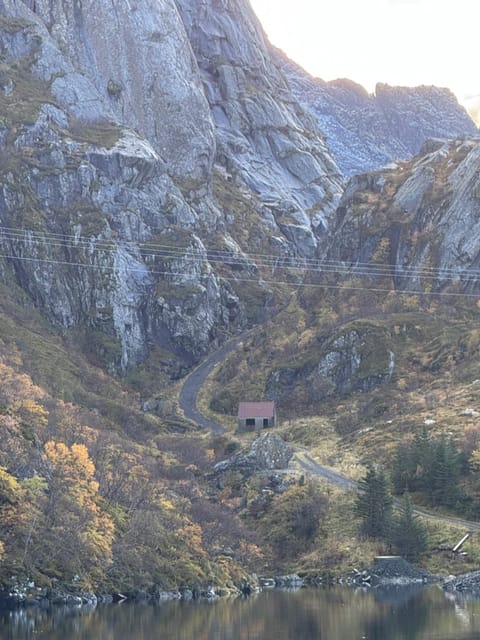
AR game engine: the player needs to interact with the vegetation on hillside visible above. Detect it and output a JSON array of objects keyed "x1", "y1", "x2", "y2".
[{"x1": 0, "y1": 16, "x2": 479, "y2": 594}]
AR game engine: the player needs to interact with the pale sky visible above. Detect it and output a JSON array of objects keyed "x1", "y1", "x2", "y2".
[{"x1": 249, "y1": 0, "x2": 479, "y2": 108}]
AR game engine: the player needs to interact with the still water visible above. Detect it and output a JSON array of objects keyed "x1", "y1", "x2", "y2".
[{"x1": 2, "y1": 586, "x2": 480, "y2": 640}]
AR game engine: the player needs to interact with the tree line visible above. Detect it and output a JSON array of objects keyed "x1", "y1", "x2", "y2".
[
  {"x1": 354, "y1": 427, "x2": 475, "y2": 560},
  {"x1": 355, "y1": 465, "x2": 428, "y2": 561}
]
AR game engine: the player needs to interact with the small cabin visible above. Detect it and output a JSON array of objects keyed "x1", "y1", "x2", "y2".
[{"x1": 237, "y1": 401, "x2": 276, "y2": 432}]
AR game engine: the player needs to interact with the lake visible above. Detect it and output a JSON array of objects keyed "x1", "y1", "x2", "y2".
[{"x1": 2, "y1": 585, "x2": 480, "y2": 639}]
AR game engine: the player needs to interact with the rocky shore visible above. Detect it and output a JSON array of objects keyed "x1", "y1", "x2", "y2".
[
  {"x1": 7, "y1": 556, "x2": 480, "y2": 610},
  {"x1": 443, "y1": 570, "x2": 480, "y2": 595},
  {"x1": 351, "y1": 556, "x2": 436, "y2": 587},
  {"x1": 0, "y1": 580, "x2": 254, "y2": 611}
]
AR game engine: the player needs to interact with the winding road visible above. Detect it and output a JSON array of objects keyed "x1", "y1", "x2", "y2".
[
  {"x1": 178, "y1": 334, "x2": 480, "y2": 533},
  {"x1": 179, "y1": 332, "x2": 251, "y2": 434}
]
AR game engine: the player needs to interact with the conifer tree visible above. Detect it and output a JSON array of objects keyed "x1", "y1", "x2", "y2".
[
  {"x1": 389, "y1": 493, "x2": 428, "y2": 561},
  {"x1": 355, "y1": 466, "x2": 392, "y2": 539},
  {"x1": 426, "y1": 435, "x2": 461, "y2": 508},
  {"x1": 391, "y1": 443, "x2": 416, "y2": 495},
  {"x1": 411, "y1": 426, "x2": 432, "y2": 492}
]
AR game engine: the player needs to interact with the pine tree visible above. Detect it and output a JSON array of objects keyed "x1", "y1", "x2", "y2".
[
  {"x1": 411, "y1": 426, "x2": 432, "y2": 492},
  {"x1": 355, "y1": 466, "x2": 392, "y2": 539},
  {"x1": 391, "y1": 443, "x2": 416, "y2": 495},
  {"x1": 427, "y1": 435, "x2": 461, "y2": 508},
  {"x1": 389, "y1": 493, "x2": 428, "y2": 561}
]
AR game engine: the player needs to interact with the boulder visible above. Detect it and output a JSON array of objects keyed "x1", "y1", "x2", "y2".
[{"x1": 213, "y1": 433, "x2": 293, "y2": 481}]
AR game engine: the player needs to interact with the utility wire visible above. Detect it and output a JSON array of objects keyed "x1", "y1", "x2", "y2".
[
  {"x1": 0, "y1": 225, "x2": 478, "y2": 281},
  {"x1": 0, "y1": 226, "x2": 478, "y2": 297},
  {"x1": 1, "y1": 251, "x2": 479, "y2": 298}
]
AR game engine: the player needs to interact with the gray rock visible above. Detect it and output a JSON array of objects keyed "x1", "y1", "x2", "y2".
[
  {"x1": 175, "y1": 0, "x2": 344, "y2": 254},
  {"x1": 213, "y1": 433, "x2": 293, "y2": 479},
  {"x1": 444, "y1": 570, "x2": 480, "y2": 593},
  {"x1": 274, "y1": 574, "x2": 304, "y2": 588},
  {"x1": 96, "y1": 594, "x2": 113, "y2": 604},
  {"x1": 266, "y1": 324, "x2": 395, "y2": 402},
  {"x1": 275, "y1": 49, "x2": 478, "y2": 178},
  {"x1": 16, "y1": 0, "x2": 215, "y2": 182},
  {"x1": 0, "y1": 0, "x2": 341, "y2": 377},
  {"x1": 329, "y1": 138, "x2": 480, "y2": 295},
  {"x1": 367, "y1": 556, "x2": 434, "y2": 586}
]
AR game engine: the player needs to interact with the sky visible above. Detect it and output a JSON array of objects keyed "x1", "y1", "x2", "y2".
[{"x1": 249, "y1": 0, "x2": 479, "y2": 109}]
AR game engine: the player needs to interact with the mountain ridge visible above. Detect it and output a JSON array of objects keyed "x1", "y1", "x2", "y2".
[{"x1": 274, "y1": 47, "x2": 478, "y2": 177}]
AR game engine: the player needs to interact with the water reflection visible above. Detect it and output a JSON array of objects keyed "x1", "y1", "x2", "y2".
[{"x1": 3, "y1": 586, "x2": 480, "y2": 640}]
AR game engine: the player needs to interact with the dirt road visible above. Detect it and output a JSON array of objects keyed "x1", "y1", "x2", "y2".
[
  {"x1": 178, "y1": 335, "x2": 480, "y2": 532},
  {"x1": 293, "y1": 451, "x2": 480, "y2": 532}
]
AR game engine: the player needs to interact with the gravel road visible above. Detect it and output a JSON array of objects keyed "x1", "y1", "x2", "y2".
[
  {"x1": 294, "y1": 452, "x2": 480, "y2": 532},
  {"x1": 178, "y1": 335, "x2": 480, "y2": 532}
]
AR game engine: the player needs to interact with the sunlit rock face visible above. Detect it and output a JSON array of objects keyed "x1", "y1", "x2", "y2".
[
  {"x1": 175, "y1": 0, "x2": 344, "y2": 256},
  {"x1": 1, "y1": 0, "x2": 477, "y2": 380},
  {"x1": 0, "y1": 0, "x2": 344, "y2": 373},
  {"x1": 14, "y1": 0, "x2": 216, "y2": 183},
  {"x1": 0, "y1": 98, "x2": 235, "y2": 371},
  {"x1": 0, "y1": 1, "x2": 237, "y2": 372},
  {"x1": 328, "y1": 138, "x2": 480, "y2": 295},
  {"x1": 276, "y1": 50, "x2": 478, "y2": 177}
]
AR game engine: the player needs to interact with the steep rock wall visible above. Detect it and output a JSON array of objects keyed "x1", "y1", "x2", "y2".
[
  {"x1": 276, "y1": 50, "x2": 478, "y2": 177},
  {"x1": 328, "y1": 139, "x2": 480, "y2": 295},
  {"x1": 0, "y1": 0, "x2": 347, "y2": 375},
  {"x1": 0, "y1": 6, "x2": 242, "y2": 372},
  {"x1": 175, "y1": 0, "x2": 344, "y2": 256},
  {"x1": 15, "y1": 0, "x2": 215, "y2": 183}
]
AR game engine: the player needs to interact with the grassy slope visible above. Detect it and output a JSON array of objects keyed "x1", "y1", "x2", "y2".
[{"x1": 198, "y1": 285, "x2": 480, "y2": 576}]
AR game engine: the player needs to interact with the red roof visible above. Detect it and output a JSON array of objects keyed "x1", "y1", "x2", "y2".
[{"x1": 238, "y1": 401, "x2": 275, "y2": 419}]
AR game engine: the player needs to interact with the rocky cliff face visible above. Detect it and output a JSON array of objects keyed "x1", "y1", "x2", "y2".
[
  {"x1": 14, "y1": 0, "x2": 215, "y2": 182},
  {"x1": 265, "y1": 322, "x2": 395, "y2": 406},
  {"x1": 0, "y1": 0, "x2": 478, "y2": 382},
  {"x1": 175, "y1": 0, "x2": 344, "y2": 255},
  {"x1": 328, "y1": 138, "x2": 480, "y2": 295},
  {"x1": 0, "y1": 0, "x2": 345, "y2": 374},
  {"x1": 276, "y1": 50, "x2": 478, "y2": 177},
  {"x1": 0, "y1": 2, "x2": 223, "y2": 373}
]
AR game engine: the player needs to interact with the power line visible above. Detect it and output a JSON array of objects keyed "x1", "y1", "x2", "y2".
[
  {"x1": 0, "y1": 226, "x2": 478, "y2": 297},
  {"x1": 1, "y1": 250, "x2": 479, "y2": 298},
  {"x1": 1, "y1": 225, "x2": 478, "y2": 282}
]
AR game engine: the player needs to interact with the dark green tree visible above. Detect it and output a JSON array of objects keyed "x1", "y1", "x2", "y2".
[
  {"x1": 392, "y1": 428, "x2": 432, "y2": 496},
  {"x1": 355, "y1": 466, "x2": 392, "y2": 539},
  {"x1": 411, "y1": 426, "x2": 432, "y2": 492},
  {"x1": 391, "y1": 442, "x2": 416, "y2": 495},
  {"x1": 391, "y1": 429, "x2": 464, "y2": 510},
  {"x1": 425, "y1": 435, "x2": 461, "y2": 508},
  {"x1": 389, "y1": 493, "x2": 428, "y2": 561}
]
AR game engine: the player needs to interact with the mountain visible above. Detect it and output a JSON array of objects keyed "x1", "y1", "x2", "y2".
[
  {"x1": 1, "y1": 0, "x2": 480, "y2": 596},
  {"x1": 0, "y1": 0, "x2": 345, "y2": 378},
  {"x1": 329, "y1": 137, "x2": 480, "y2": 294},
  {"x1": 275, "y1": 49, "x2": 478, "y2": 177},
  {"x1": 212, "y1": 137, "x2": 480, "y2": 422}
]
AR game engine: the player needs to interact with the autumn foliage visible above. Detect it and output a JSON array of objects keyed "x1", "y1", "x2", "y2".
[{"x1": 0, "y1": 356, "x2": 262, "y2": 592}]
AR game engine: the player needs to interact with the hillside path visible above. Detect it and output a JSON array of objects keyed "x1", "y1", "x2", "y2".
[
  {"x1": 178, "y1": 335, "x2": 480, "y2": 532},
  {"x1": 293, "y1": 451, "x2": 480, "y2": 532}
]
